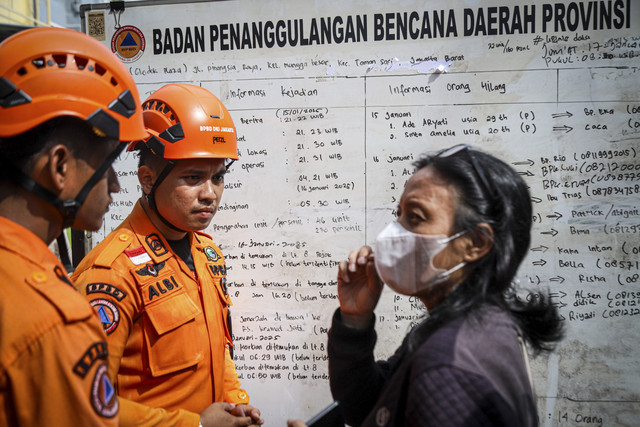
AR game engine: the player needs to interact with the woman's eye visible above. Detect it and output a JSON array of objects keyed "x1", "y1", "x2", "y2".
[{"x1": 407, "y1": 212, "x2": 425, "y2": 223}]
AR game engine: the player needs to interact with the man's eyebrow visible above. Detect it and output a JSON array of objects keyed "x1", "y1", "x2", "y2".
[
  {"x1": 180, "y1": 166, "x2": 226, "y2": 174},
  {"x1": 180, "y1": 168, "x2": 207, "y2": 174}
]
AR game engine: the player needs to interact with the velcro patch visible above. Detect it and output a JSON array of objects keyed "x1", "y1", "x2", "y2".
[{"x1": 125, "y1": 245, "x2": 152, "y2": 265}]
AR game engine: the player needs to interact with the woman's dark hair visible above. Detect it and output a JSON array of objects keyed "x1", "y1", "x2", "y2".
[{"x1": 408, "y1": 145, "x2": 564, "y2": 355}]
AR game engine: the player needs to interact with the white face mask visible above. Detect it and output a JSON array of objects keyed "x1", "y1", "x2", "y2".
[{"x1": 374, "y1": 221, "x2": 467, "y2": 296}]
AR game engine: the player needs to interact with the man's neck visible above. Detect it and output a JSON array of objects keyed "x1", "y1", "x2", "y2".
[
  {"x1": 0, "y1": 192, "x2": 61, "y2": 244},
  {"x1": 140, "y1": 195, "x2": 189, "y2": 241}
]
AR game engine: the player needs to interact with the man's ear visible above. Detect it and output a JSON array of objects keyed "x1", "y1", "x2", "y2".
[
  {"x1": 463, "y1": 223, "x2": 494, "y2": 263},
  {"x1": 138, "y1": 165, "x2": 156, "y2": 195},
  {"x1": 47, "y1": 144, "x2": 73, "y2": 192}
]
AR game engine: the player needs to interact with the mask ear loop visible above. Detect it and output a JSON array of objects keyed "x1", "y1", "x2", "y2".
[{"x1": 437, "y1": 229, "x2": 468, "y2": 245}]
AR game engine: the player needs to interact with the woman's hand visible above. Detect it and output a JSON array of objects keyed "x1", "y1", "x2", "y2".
[{"x1": 337, "y1": 246, "x2": 384, "y2": 329}]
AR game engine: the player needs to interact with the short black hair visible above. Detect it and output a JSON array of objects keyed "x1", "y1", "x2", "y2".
[
  {"x1": 0, "y1": 116, "x2": 104, "y2": 177},
  {"x1": 136, "y1": 142, "x2": 169, "y2": 172}
]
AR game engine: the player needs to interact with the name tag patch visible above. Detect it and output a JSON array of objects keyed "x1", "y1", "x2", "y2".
[{"x1": 147, "y1": 275, "x2": 181, "y2": 302}]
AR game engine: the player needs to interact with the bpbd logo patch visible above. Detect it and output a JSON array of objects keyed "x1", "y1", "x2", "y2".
[
  {"x1": 90, "y1": 299, "x2": 120, "y2": 335},
  {"x1": 91, "y1": 363, "x2": 118, "y2": 418}
]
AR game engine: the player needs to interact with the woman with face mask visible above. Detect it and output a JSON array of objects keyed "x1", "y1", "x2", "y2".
[{"x1": 326, "y1": 145, "x2": 564, "y2": 427}]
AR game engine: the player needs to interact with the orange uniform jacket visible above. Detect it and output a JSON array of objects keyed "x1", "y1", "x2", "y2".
[
  {"x1": 0, "y1": 217, "x2": 118, "y2": 426},
  {"x1": 72, "y1": 201, "x2": 249, "y2": 426}
]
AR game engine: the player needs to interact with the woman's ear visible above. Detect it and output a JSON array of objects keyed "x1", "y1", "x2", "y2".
[
  {"x1": 137, "y1": 165, "x2": 155, "y2": 195},
  {"x1": 463, "y1": 223, "x2": 494, "y2": 263}
]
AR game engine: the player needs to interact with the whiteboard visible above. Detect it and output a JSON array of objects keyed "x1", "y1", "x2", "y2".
[{"x1": 81, "y1": 1, "x2": 640, "y2": 425}]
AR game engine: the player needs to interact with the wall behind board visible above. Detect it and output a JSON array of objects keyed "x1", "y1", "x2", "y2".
[{"x1": 82, "y1": 0, "x2": 640, "y2": 425}]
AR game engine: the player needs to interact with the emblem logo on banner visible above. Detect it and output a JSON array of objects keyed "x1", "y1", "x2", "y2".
[{"x1": 111, "y1": 25, "x2": 145, "y2": 62}]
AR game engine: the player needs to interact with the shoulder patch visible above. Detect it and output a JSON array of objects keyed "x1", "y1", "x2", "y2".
[
  {"x1": 125, "y1": 245, "x2": 152, "y2": 266},
  {"x1": 90, "y1": 299, "x2": 120, "y2": 335},
  {"x1": 91, "y1": 363, "x2": 119, "y2": 418},
  {"x1": 73, "y1": 341, "x2": 108, "y2": 378},
  {"x1": 86, "y1": 282, "x2": 127, "y2": 301}
]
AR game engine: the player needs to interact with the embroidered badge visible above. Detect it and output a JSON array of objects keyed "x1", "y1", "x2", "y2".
[
  {"x1": 136, "y1": 261, "x2": 166, "y2": 277},
  {"x1": 208, "y1": 264, "x2": 227, "y2": 276},
  {"x1": 124, "y1": 245, "x2": 152, "y2": 266},
  {"x1": 73, "y1": 341, "x2": 108, "y2": 378},
  {"x1": 146, "y1": 275, "x2": 180, "y2": 302},
  {"x1": 91, "y1": 363, "x2": 118, "y2": 418},
  {"x1": 204, "y1": 246, "x2": 220, "y2": 261},
  {"x1": 145, "y1": 233, "x2": 168, "y2": 257},
  {"x1": 86, "y1": 282, "x2": 127, "y2": 301},
  {"x1": 90, "y1": 299, "x2": 120, "y2": 335}
]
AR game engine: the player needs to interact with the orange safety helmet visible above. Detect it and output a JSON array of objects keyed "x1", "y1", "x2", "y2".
[
  {"x1": 0, "y1": 27, "x2": 146, "y2": 141},
  {"x1": 131, "y1": 83, "x2": 238, "y2": 160}
]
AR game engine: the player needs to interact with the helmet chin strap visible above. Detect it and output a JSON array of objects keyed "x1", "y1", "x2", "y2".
[
  {"x1": 0, "y1": 142, "x2": 126, "y2": 272},
  {"x1": 145, "y1": 160, "x2": 188, "y2": 234},
  {"x1": 0, "y1": 142, "x2": 126, "y2": 228}
]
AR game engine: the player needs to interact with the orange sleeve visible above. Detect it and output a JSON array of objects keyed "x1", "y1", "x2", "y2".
[
  {"x1": 222, "y1": 346, "x2": 250, "y2": 405},
  {"x1": 5, "y1": 321, "x2": 118, "y2": 426},
  {"x1": 73, "y1": 265, "x2": 138, "y2": 385},
  {"x1": 118, "y1": 398, "x2": 200, "y2": 427}
]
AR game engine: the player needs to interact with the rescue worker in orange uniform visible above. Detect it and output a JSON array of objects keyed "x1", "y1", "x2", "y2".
[
  {"x1": 72, "y1": 83, "x2": 263, "y2": 426},
  {"x1": 0, "y1": 27, "x2": 148, "y2": 425}
]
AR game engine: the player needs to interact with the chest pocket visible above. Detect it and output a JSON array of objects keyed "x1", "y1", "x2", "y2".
[{"x1": 136, "y1": 270, "x2": 205, "y2": 377}]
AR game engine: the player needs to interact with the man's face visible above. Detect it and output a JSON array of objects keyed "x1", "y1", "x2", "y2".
[
  {"x1": 154, "y1": 158, "x2": 226, "y2": 231},
  {"x1": 71, "y1": 139, "x2": 122, "y2": 231}
]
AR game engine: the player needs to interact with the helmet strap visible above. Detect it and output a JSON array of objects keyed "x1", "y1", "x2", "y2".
[
  {"x1": 145, "y1": 160, "x2": 188, "y2": 234},
  {"x1": 0, "y1": 142, "x2": 125, "y2": 229}
]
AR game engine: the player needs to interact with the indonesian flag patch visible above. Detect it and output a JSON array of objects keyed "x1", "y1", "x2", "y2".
[{"x1": 125, "y1": 245, "x2": 152, "y2": 265}]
